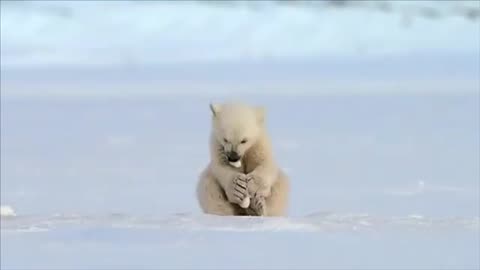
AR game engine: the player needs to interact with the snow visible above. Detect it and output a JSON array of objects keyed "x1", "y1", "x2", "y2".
[
  {"x1": 1, "y1": 212, "x2": 479, "y2": 269},
  {"x1": 1, "y1": 1, "x2": 479, "y2": 98},
  {"x1": 0, "y1": 205, "x2": 16, "y2": 217},
  {"x1": 1, "y1": 95, "x2": 479, "y2": 269},
  {"x1": 1, "y1": 1, "x2": 479, "y2": 269},
  {"x1": 1, "y1": 1, "x2": 478, "y2": 68}
]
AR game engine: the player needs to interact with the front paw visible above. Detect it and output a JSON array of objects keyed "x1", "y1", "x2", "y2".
[
  {"x1": 246, "y1": 173, "x2": 271, "y2": 197},
  {"x1": 249, "y1": 195, "x2": 267, "y2": 216},
  {"x1": 227, "y1": 174, "x2": 250, "y2": 208}
]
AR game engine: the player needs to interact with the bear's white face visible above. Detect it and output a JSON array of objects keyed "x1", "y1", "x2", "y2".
[{"x1": 210, "y1": 102, "x2": 264, "y2": 167}]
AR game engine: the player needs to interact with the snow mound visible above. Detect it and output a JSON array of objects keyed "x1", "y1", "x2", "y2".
[
  {"x1": 0, "y1": 205, "x2": 16, "y2": 217},
  {"x1": 1, "y1": 212, "x2": 478, "y2": 233}
]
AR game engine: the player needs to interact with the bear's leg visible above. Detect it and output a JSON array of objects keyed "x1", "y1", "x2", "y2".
[
  {"x1": 197, "y1": 171, "x2": 244, "y2": 216},
  {"x1": 265, "y1": 170, "x2": 289, "y2": 217}
]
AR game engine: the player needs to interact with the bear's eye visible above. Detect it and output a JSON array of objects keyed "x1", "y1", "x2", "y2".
[
  {"x1": 223, "y1": 138, "x2": 228, "y2": 143},
  {"x1": 240, "y1": 139, "x2": 248, "y2": 144}
]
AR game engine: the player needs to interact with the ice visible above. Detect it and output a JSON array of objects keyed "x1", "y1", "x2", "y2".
[{"x1": 229, "y1": 160, "x2": 242, "y2": 168}]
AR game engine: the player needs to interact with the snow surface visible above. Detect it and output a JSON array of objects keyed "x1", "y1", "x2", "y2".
[
  {"x1": 1, "y1": 95, "x2": 479, "y2": 269},
  {"x1": 1, "y1": 1, "x2": 479, "y2": 270}
]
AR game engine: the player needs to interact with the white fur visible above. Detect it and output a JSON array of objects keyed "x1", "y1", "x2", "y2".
[{"x1": 197, "y1": 102, "x2": 289, "y2": 216}]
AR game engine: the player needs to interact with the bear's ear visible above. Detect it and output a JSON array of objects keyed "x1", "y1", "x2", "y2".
[
  {"x1": 255, "y1": 106, "x2": 266, "y2": 124},
  {"x1": 209, "y1": 103, "x2": 221, "y2": 117}
]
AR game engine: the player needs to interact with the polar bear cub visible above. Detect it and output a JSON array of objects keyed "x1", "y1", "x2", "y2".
[{"x1": 196, "y1": 102, "x2": 289, "y2": 216}]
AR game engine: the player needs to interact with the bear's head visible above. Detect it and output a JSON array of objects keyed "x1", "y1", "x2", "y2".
[{"x1": 209, "y1": 102, "x2": 265, "y2": 167}]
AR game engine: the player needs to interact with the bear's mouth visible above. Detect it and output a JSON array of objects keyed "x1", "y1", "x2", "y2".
[
  {"x1": 226, "y1": 151, "x2": 241, "y2": 163},
  {"x1": 227, "y1": 156, "x2": 241, "y2": 163},
  {"x1": 227, "y1": 155, "x2": 242, "y2": 168}
]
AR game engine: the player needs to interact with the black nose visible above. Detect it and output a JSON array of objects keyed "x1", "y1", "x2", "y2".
[{"x1": 227, "y1": 151, "x2": 240, "y2": 162}]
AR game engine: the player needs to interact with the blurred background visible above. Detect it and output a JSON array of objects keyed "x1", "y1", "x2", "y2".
[
  {"x1": 1, "y1": 0, "x2": 479, "y2": 97},
  {"x1": 1, "y1": 1, "x2": 479, "y2": 269},
  {"x1": 1, "y1": 0, "x2": 479, "y2": 217}
]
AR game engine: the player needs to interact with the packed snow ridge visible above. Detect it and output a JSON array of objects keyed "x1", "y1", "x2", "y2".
[{"x1": 0, "y1": 205, "x2": 16, "y2": 217}]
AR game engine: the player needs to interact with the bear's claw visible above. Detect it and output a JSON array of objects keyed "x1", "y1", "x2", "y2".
[{"x1": 232, "y1": 174, "x2": 250, "y2": 207}]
